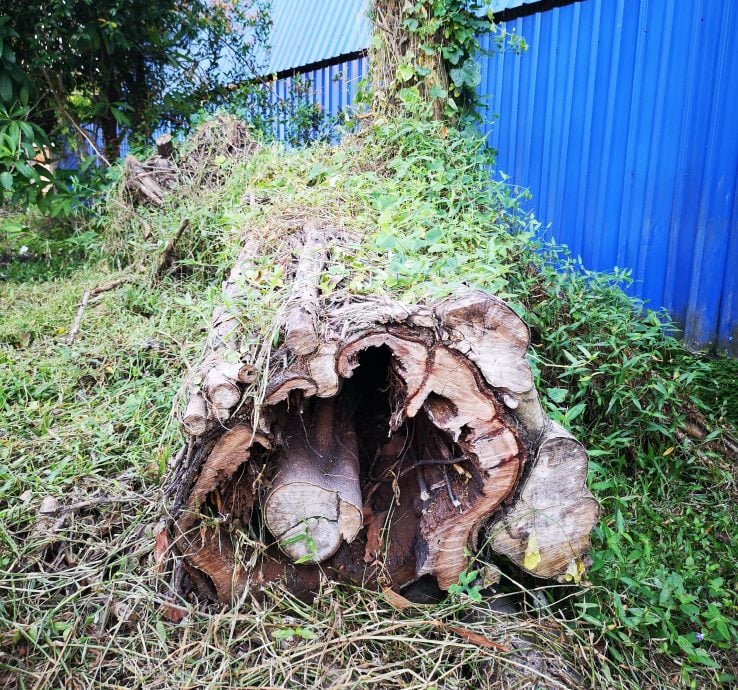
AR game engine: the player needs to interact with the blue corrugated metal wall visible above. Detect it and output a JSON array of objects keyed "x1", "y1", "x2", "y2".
[
  {"x1": 268, "y1": 55, "x2": 368, "y2": 139},
  {"x1": 480, "y1": 0, "x2": 738, "y2": 354}
]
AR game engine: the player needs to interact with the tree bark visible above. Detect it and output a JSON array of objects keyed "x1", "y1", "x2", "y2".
[
  {"x1": 283, "y1": 221, "x2": 325, "y2": 356},
  {"x1": 123, "y1": 155, "x2": 166, "y2": 206},
  {"x1": 156, "y1": 133, "x2": 174, "y2": 159},
  {"x1": 165, "y1": 223, "x2": 599, "y2": 604},
  {"x1": 369, "y1": 1, "x2": 449, "y2": 119}
]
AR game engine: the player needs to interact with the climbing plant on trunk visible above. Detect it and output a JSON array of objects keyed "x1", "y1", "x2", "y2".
[{"x1": 368, "y1": 0, "x2": 526, "y2": 122}]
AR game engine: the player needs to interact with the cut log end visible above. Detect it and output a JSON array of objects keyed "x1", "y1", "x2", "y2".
[
  {"x1": 183, "y1": 392, "x2": 208, "y2": 436},
  {"x1": 488, "y1": 427, "x2": 600, "y2": 579},
  {"x1": 203, "y1": 367, "x2": 241, "y2": 410},
  {"x1": 170, "y1": 280, "x2": 598, "y2": 604},
  {"x1": 263, "y1": 397, "x2": 362, "y2": 561},
  {"x1": 156, "y1": 133, "x2": 174, "y2": 159},
  {"x1": 265, "y1": 486, "x2": 362, "y2": 562}
]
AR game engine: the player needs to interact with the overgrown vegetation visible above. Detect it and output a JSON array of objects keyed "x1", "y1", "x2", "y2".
[
  {"x1": 368, "y1": 0, "x2": 526, "y2": 123},
  {"x1": 1, "y1": 111, "x2": 736, "y2": 688}
]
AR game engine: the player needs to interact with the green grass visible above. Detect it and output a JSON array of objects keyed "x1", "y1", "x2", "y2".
[
  {"x1": 0, "y1": 243, "x2": 609, "y2": 689},
  {"x1": 699, "y1": 356, "x2": 738, "y2": 427},
  {"x1": 1, "y1": 114, "x2": 736, "y2": 688}
]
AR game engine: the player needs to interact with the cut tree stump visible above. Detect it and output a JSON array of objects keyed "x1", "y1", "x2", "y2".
[{"x1": 166, "y1": 222, "x2": 599, "y2": 604}]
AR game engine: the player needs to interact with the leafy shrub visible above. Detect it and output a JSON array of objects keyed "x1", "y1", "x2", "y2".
[{"x1": 510, "y1": 251, "x2": 737, "y2": 682}]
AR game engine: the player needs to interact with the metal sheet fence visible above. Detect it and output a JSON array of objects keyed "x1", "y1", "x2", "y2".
[
  {"x1": 270, "y1": 0, "x2": 738, "y2": 354},
  {"x1": 480, "y1": 0, "x2": 738, "y2": 354},
  {"x1": 267, "y1": 55, "x2": 368, "y2": 140}
]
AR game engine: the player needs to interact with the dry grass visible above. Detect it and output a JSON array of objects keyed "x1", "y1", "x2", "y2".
[{"x1": 1, "y1": 488, "x2": 620, "y2": 690}]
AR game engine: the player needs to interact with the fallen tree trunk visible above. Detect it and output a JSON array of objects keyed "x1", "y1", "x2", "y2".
[{"x1": 166, "y1": 222, "x2": 599, "y2": 604}]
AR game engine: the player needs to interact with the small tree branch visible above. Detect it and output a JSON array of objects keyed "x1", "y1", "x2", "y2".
[
  {"x1": 156, "y1": 218, "x2": 190, "y2": 277},
  {"x1": 66, "y1": 278, "x2": 130, "y2": 345},
  {"x1": 40, "y1": 68, "x2": 111, "y2": 168}
]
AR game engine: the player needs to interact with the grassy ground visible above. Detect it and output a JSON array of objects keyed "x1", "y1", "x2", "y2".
[
  {"x1": 0, "y1": 218, "x2": 604, "y2": 690},
  {"x1": 1, "y1": 117, "x2": 736, "y2": 689},
  {"x1": 698, "y1": 357, "x2": 738, "y2": 428}
]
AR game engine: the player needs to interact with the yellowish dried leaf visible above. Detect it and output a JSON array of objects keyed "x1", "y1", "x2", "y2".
[{"x1": 523, "y1": 529, "x2": 541, "y2": 570}]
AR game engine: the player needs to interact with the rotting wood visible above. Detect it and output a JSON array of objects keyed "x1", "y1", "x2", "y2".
[
  {"x1": 182, "y1": 391, "x2": 208, "y2": 437},
  {"x1": 156, "y1": 133, "x2": 174, "y2": 159},
  {"x1": 181, "y1": 237, "x2": 261, "y2": 435},
  {"x1": 166, "y1": 225, "x2": 599, "y2": 604},
  {"x1": 488, "y1": 423, "x2": 599, "y2": 580},
  {"x1": 284, "y1": 222, "x2": 326, "y2": 356},
  {"x1": 264, "y1": 397, "x2": 362, "y2": 562},
  {"x1": 124, "y1": 155, "x2": 166, "y2": 206}
]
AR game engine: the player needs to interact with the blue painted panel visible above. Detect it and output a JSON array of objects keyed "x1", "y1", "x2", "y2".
[
  {"x1": 268, "y1": 55, "x2": 368, "y2": 139},
  {"x1": 480, "y1": 0, "x2": 738, "y2": 354}
]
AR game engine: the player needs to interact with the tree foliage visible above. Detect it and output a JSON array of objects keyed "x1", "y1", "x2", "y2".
[{"x1": 0, "y1": 0, "x2": 269, "y2": 211}]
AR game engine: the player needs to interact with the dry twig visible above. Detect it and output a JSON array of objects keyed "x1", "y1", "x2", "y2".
[
  {"x1": 66, "y1": 278, "x2": 130, "y2": 345},
  {"x1": 155, "y1": 218, "x2": 190, "y2": 278}
]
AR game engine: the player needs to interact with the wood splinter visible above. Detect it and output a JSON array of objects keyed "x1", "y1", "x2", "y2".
[{"x1": 284, "y1": 222, "x2": 326, "y2": 356}]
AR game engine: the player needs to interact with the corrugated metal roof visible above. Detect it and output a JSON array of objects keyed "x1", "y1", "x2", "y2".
[
  {"x1": 267, "y1": 0, "x2": 371, "y2": 74},
  {"x1": 489, "y1": 1, "x2": 540, "y2": 12},
  {"x1": 265, "y1": 1, "x2": 541, "y2": 75}
]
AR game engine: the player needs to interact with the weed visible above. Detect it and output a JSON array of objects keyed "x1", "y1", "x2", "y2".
[
  {"x1": 448, "y1": 569, "x2": 483, "y2": 603},
  {"x1": 281, "y1": 525, "x2": 320, "y2": 565}
]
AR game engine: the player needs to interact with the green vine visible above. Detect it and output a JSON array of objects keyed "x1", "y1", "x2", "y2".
[{"x1": 369, "y1": 0, "x2": 527, "y2": 123}]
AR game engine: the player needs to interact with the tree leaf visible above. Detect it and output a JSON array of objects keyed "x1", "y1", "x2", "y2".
[
  {"x1": 397, "y1": 63, "x2": 415, "y2": 83},
  {"x1": 429, "y1": 83, "x2": 447, "y2": 100},
  {"x1": 547, "y1": 387, "x2": 568, "y2": 403},
  {"x1": 0, "y1": 171, "x2": 12, "y2": 190},
  {"x1": 19, "y1": 121, "x2": 33, "y2": 141},
  {"x1": 0, "y1": 72, "x2": 12, "y2": 103},
  {"x1": 449, "y1": 58, "x2": 481, "y2": 89}
]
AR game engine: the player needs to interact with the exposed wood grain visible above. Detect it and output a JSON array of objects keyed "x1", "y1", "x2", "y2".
[
  {"x1": 284, "y1": 222, "x2": 326, "y2": 356},
  {"x1": 488, "y1": 423, "x2": 600, "y2": 579}
]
